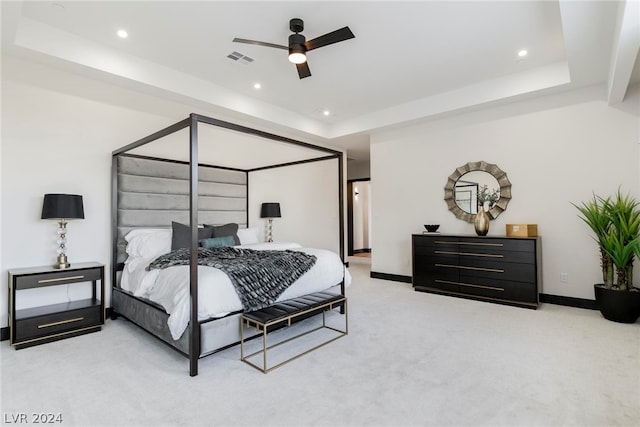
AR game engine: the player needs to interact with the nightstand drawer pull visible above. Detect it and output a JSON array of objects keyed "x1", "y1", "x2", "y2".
[
  {"x1": 38, "y1": 275, "x2": 85, "y2": 284},
  {"x1": 38, "y1": 317, "x2": 84, "y2": 329}
]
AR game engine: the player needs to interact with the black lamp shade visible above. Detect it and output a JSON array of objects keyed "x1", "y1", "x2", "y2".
[
  {"x1": 260, "y1": 202, "x2": 281, "y2": 218},
  {"x1": 41, "y1": 194, "x2": 85, "y2": 219}
]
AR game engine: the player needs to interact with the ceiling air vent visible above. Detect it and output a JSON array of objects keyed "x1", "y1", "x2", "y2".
[{"x1": 227, "y1": 51, "x2": 254, "y2": 65}]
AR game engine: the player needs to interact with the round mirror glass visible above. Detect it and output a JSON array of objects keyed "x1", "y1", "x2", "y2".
[{"x1": 454, "y1": 171, "x2": 500, "y2": 214}]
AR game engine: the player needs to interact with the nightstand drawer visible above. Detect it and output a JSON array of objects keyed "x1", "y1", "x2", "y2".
[
  {"x1": 14, "y1": 304, "x2": 101, "y2": 342},
  {"x1": 14, "y1": 267, "x2": 102, "y2": 290},
  {"x1": 457, "y1": 277, "x2": 538, "y2": 305}
]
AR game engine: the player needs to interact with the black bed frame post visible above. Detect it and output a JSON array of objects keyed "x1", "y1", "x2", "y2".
[
  {"x1": 338, "y1": 153, "x2": 346, "y2": 312},
  {"x1": 111, "y1": 155, "x2": 118, "y2": 297},
  {"x1": 188, "y1": 114, "x2": 200, "y2": 377},
  {"x1": 338, "y1": 153, "x2": 345, "y2": 264}
]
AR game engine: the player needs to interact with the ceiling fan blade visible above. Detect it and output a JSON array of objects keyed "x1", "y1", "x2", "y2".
[
  {"x1": 232, "y1": 38, "x2": 288, "y2": 50},
  {"x1": 296, "y1": 62, "x2": 312, "y2": 79},
  {"x1": 304, "y1": 27, "x2": 355, "y2": 51}
]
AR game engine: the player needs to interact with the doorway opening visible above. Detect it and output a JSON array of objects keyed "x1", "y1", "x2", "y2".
[{"x1": 347, "y1": 178, "x2": 371, "y2": 258}]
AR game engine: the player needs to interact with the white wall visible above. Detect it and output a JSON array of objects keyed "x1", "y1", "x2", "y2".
[
  {"x1": 347, "y1": 159, "x2": 370, "y2": 180},
  {"x1": 1, "y1": 78, "x2": 170, "y2": 321},
  {"x1": 0, "y1": 59, "x2": 344, "y2": 328},
  {"x1": 248, "y1": 160, "x2": 340, "y2": 254},
  {"x1": 370, "y1": 84, "x2": 640, "y2": 300}
]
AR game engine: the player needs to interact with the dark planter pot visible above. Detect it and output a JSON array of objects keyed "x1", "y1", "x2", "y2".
[{"x1": 594, "y1": 284, "x2": 640, "y2": 323}]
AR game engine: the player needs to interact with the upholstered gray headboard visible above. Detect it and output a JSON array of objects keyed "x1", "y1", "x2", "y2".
[{"x1": 115, "y1": 155, "x2": 247, "y2": 263}]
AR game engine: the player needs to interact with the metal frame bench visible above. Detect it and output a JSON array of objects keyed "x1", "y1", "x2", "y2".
[{"x1": 240, "y1": 291, "x2": 348, "y2": 373}]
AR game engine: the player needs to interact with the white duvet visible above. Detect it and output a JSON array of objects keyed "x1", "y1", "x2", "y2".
[{"x1": 121, "y1": 242, "x2": 351, "y2": 340}]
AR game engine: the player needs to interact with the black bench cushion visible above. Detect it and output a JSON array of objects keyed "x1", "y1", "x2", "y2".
[{"x1": 243, "y1": 291, "x2": 344, "y2": 324}]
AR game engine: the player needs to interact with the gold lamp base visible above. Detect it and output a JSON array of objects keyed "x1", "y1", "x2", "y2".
[{"x1": 54, "y1": 253, "x2": 70, "y2": 269}]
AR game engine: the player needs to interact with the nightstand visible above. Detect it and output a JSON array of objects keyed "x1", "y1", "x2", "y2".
[{"x1": 8, "y1": 262, "x2": 105, "y2": 349}]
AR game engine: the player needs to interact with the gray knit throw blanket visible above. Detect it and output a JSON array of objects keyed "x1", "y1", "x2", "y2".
[{"x1": 147, "y1": 247, "x2": 317, "y2": 312}]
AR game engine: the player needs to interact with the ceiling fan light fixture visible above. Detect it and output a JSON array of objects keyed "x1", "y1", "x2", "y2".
[
  {"x1": 288, "y1": 52, "x2": 307, "y2": 64},
  {"x1": 288, "y1": 32, "x2": 307, "y2": 64},
  {"x1": 288, "y1": 48, "x2": 307, "y2": 64}
]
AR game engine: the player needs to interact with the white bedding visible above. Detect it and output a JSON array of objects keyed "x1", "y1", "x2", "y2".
[{"x1": 120, "y1": 242, "x2": 351, "y2": 340}]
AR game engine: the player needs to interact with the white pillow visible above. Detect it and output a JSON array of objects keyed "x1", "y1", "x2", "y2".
[
  {"x1": 125, "y1": 228, "x2": 172, "y2": 260},
  {"x1": 236, "y1": 227, "x2": 260, "y2": 245}
]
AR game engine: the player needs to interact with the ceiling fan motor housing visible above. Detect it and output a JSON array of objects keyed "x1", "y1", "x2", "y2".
[
  {"x1": 289, "y1": 18, "x2": 304, "y2": 33},
  {"x1": 289, "y1": 33, "x2": 306, "y2": 51}
]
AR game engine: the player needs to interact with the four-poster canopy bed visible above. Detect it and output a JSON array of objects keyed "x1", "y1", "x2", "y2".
[{"x1": 111, "y1": 113, "x2": 348, "y2": 376}]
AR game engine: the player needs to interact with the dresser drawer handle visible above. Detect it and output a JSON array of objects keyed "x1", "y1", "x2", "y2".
[
  {"x1": 38, "y1": 317, "x2": 84, "y2": 329},
  {"x1": 436, "y1": 279, "x2": 505, "y2": 292},
  {"x1": 458, "y1": 282, "x2": 505, "y2": 292},
  {"x1": 457, "y1": 242, "x2": 504, "y2": 247},
  {"x1": 435, "y1": 250, "x2": 504, "y2": 258},
  {"x1": 434, "y1": 241, "x2": 504, "y2": 247},
  {"x1": 435, "y1": 263, "x2": 504, "y2": 273},
  {"x1": 37, "y1": 275, "x2": 85, "y2": 284}
]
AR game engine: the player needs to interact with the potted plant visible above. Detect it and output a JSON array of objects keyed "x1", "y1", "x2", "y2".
[
  {"x1": 574, "y1": 190, "x2": 640, "y2": 323},
  {"x1": 477, "y1": 184, "x2": 500, "y2": 211}
]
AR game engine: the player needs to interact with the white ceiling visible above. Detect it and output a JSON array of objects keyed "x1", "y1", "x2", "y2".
[{"x1": 2, "y1": 1, "x2": 639, "y2": 162}]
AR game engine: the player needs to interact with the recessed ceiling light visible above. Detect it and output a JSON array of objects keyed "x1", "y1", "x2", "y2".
[
  {"x1": 518, "y1": 49, "x2": 528, "y2": 58},
  {"x1": 323, "y1": 110, "x2": 330, "y2": 116},
  {"x1": 117, "y1": 29, "x2": 128, "y2": 39},
  {"x1": 253, "y1": 83, "x2": 261, "y2": 90}
]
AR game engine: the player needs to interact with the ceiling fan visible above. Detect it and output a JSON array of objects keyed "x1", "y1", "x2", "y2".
[{"x1": 233, "y1": 18, "x2": 355, "y2": 79}]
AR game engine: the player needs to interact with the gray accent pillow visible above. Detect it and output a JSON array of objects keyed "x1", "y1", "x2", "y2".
[
  {"x1": 171, "y1": 221, "x2": 214, "y2": 250},
  {"x1": 205, "y1": 223, "x2": 240, "y2": 245},
  {"x1": 199, "y1": 235, "x2": 236, "y2": 249}
]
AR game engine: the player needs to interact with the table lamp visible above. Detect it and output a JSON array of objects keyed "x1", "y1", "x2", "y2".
[
  {"x1": 260, "y1": 202, "x2": 281, "y2": 243},
  {"x1": 41, "y1": 193, "x2": 84, "y2": 269}
]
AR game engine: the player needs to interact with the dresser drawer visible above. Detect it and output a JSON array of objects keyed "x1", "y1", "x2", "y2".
[
  {"x1": 456, "y1": 276, "x2": 538, "y2": 305},
  {"x1": 443, "y1": 245, "x2": 534, "y2": 265},
  {"x1": 418, "y1": 237, "x2": 535, "y2": 263},
  {"x1": 14, "y1": 267, "x2": 103, "y2": 290},
  {"x1": 456, "y1": 237, "x2": 534, "y2": 253},
  {"x1": 450, "y1": 258, "x2": 536, "y2": 282},
  {"x1": 440, "y1": 247, "x2": 535, "y2": 264},
  {"x1": 14, "y1": 304, "x2": 101, "y2": 342},
  {"x1": 415, "y1": 280, "x2": 460, "y2": 294},
  {"x1": 413, "y1": 235, "x2": 458, "y2": 250},
  {"x1": 413, "y1": 269, "x2": 458, "y2": 291}
]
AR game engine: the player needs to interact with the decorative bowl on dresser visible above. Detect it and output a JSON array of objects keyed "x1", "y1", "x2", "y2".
[{"x1": 412, "y1": 234, "x2": 541, "y2": 308}]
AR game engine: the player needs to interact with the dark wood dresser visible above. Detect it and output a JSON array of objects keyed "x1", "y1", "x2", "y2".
[{"x1": 412, "y1": 234, "x2": 541, "y2": 308}]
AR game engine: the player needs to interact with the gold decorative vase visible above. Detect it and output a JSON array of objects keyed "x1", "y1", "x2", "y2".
[{"x1": 474, "y1": 204, "x2": 490, "y2": 236}]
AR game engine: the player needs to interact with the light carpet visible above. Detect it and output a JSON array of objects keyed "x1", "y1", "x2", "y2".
[{"x1": 1, "y1": 263, "x2": 638, "y2": 427}]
